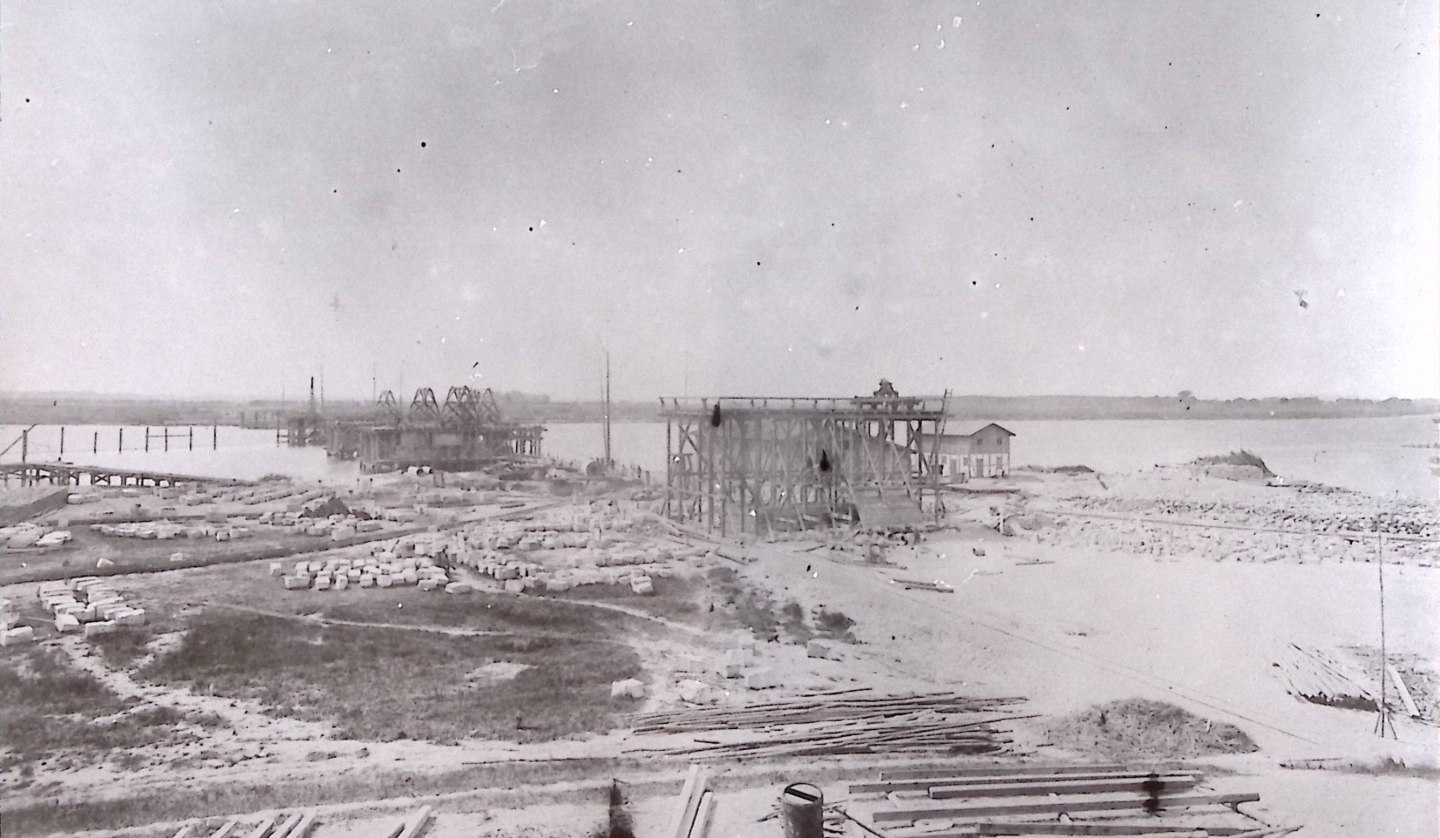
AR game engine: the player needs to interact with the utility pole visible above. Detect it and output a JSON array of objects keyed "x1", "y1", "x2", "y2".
[
  {"x1": 603, "y1": 350, "x2": 613, "y2": 468},
  {"x1": 1374, "y1": 531, "x2": 1396, "y2": 738}
]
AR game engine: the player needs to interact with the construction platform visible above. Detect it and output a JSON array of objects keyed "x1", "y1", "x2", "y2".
[
  {"x1": 659, "y1": 389, "x2": 951, "y2": 535},
  {"x1": 336, "y1": 387, "x2": 545, "y2": 474}
]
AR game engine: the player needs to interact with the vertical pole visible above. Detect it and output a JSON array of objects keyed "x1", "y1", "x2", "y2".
[
  {"x1": 1375, "y1": 533, "x2": 1395, "y2": 738},
  {"x1": 164, "y1": 426, "x2": 170, "y2": 452},
  {"x1": 213, "y1": 424, "x2": 218, "y2": 450},
  {"x1": 118, "y1": 427, "x2": 124, "y2": 451},
  {"x1": 189, "y1": 427, "x2": 194, "y2": 451},
  {"x1": 93, "y1": 431, "x2": 99, "y2": 454},
  {"x1": 664, "y1": 410, "x2": 672, "y2": 519},
  {"x1": 145, "y1": 427, "x2": 151, "y2": 452},
  {"x1": 59, "y1": 426, "x2": 65, "y2": 457},
  {"x1": 20, "y1": 429, "x2": 28, "y2": 463}
]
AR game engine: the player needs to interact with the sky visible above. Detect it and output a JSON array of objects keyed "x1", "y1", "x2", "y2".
[{"x1": 2, "y1": 0, "x2": 1436, "y2": 402}]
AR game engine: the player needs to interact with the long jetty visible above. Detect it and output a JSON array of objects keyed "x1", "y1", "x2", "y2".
[{"x1": 0, "y1": 462, "x2": 251, "y2": 488}]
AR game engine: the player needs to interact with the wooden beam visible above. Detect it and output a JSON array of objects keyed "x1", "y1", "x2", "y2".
[
  {"x1": 929, "y1": 775, "x2": 1200, "y2": 800},
  {"x1": 208, "y1": 821, "x2": 241, "y2": 838},
  {"x1": 880, "y1": 764, "x2": 1146, "y2": 781},
  {"x1": 396, "y1": 805, "x2": 434, "y2": 838},
  {"x1": 686, "y1": 790, "x2": 717, "y2": 838},
  {"x1": 935, "y1": 824, "x2": 1259, "y2": 837},
  {"x1": 241, "y1": 816, "x2": 277, "y2": 838},
  {"x1": 851, "y1": 771, "x2": 1203, "y2": 796},
  {"x1": 268, "y1": 814, "x2": 302, "y2": 838},
  {"x1": 873, "y1": 792, "x2": 1262, "y2": 824},
  {"x1": 288, "y1": 815, "x2": 319, "y2": 838},
  {"x1": 1387, "y1": 664, "x2": 1422, "y2": 718},
  {"x1": 669, "y1": 765, "x2": 707, "y2": 838}
]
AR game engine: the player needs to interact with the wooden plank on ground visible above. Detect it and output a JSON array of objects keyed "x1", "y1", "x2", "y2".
[
  {"x1": 851, "y1": 771, "x2": 1203, "y2": 795},
  {"x1": 881, "y1": 764, "x2": 1135, "y2": 781},
  {"x1": 686, "y1": 790, "x2": 716, "y2": 838},
  {"x1": 209, "y1": 820, "x2": 241, "y2": 838},
  {"x1": 1387, "y1": 664, "x2": 1422, "y2": 718},
  {"x1": 289, "y1": 815, "x2": 319, "y2": 838},
  {"x1": 242, "y1": 816, "x2": 278, "y2": 838},
  {"x1": 668, "y1": 764, "x2": 707, "y2": 838},
  {"x1": 929, "y1": 775, "x2": 1200, "y2": 800},
  {"x1": 396, "y1": 805, "x2": 434, "y2": 838},
  {"x1": 940, "y1": 824, "x2": 1260, "y2": 837},
  {"x1": 171, "y1": 824, "x2": 201, "y2": 838},
  {"x1": 873, "y1": 792, "x2": 1262, "y2": 824},
  {"x1": 269, "y1": 814, "x2": 302, "y2": 838}
]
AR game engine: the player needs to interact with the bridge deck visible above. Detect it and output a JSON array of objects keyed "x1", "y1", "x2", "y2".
[{"x1": 0, "y1": 462, "x2": 251, "y2": 487}]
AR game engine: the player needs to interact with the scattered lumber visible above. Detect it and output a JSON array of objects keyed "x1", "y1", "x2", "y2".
[
  {"x1": 627, "y1": 691, "x2": 1025, "y2": 759},
  {"x1": 873, "y1": 792, "x2": 1262, "y2": 824},
  {"x1": 859, "y1": 763, "x2": 1273, "y2": 834},
  {"x1": 289, "y1": 815, "x2": 319, "y2": 838},
  {"x1": 208, "y1": 819, "x2": 241, "y2": 838},
  {"x1": 669, "y1": 765, "x2": 711, "y2": 838},
  {"x1": 242, "y1": 815, "x2": 277, "y2": 838},
  {"x1": 268, "y1": 814, "x2": 302, "y2": 838},
  {"x1": 1272, "y1": 643, "x2": 1378, "y2": 711}
]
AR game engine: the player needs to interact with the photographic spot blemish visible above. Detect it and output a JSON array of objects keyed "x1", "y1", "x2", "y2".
[
  {"x1": 972, "y1": 281, "x2": 977, "y2": 286},
  {"x1": 420, "y1": 141, "x2": 427, "y2": 148},
  {"x1": 528, "y1": 226, "x2": 534, "y2": 232},
  {"x1": 756, "y1": 261, "x2": 761, "y2": 266},
  {"x1": 819, "y1": 450, "x2": 832, "y2": 472},
  {"x1": 710, "y1": 404, "x2": 722, "y2": 427}
]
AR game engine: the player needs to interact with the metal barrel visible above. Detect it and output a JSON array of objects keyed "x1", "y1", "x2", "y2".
[{"x1": 780, "y1": 782, "x2": 824, "y2": 838}]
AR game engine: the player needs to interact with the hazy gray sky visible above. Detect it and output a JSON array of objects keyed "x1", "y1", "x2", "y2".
[{"x1": 3, "y1": 0, "x2": 1436, "y2": 401}]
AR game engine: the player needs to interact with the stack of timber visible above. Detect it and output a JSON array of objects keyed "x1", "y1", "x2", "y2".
[
  {"x1": 169, "y1": 811, "x2": 320, "y2": 838},
  {"x1": 1272, "y1": 644, "x2": 1380, "y2": 712},
  {"x1": 850, "y1": 763, "x2": 1297, "y2": 836},
  {"x1": 627, "y1": 691, "x2": 1026, "y2": 759},
  {"x1": 669, "y1": 765, "x2": 719, "y2": 838}
]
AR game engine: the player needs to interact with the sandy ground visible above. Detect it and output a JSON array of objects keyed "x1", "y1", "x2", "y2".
[{"x1": 5, "y1": 469, "x2": 1438, "y2": 836}]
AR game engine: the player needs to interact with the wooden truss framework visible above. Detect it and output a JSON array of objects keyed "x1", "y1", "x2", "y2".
[
  {"x1": 350, "y1": 387, "x2": 543, "y2": 471},
  {"x1": 660, "y1": 394, "x2": 950, "y2": 535}
]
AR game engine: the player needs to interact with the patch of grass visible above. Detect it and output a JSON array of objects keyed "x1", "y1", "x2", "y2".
[
  {"x1": 89, "y1": 628, "x2": 155, "y2": 669},
  {"x1": 704, "y1": 566, "x2": 818, "y2": 643},
  {"x1": 0, "y1": 646, "x2": 190, "y2": 769},
  {"x1": 1334, "y1": 756, "x2": 1440, "y2": 780},
  {"x1": 142, "y1": 608, "x2": 643, "y2": 743},
  {"x1": 537, "y1": 575, "x2": 707, "y2": 624},
  {"x1": 814, "y1": 607, "x2": 857, "y2": 642},
  {"x1": 1045, "y1": 699, "x2": 1258, "y2": 759}
]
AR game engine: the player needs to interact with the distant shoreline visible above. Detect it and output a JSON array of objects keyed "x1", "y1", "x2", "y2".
[{"x1": 2, "y1": 392, "x2": 1435, "y2": 427}]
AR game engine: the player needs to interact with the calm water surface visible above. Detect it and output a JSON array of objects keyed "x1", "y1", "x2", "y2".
[{"x1": 4, "y1": 416, "x2": 1436, "y2": 500}]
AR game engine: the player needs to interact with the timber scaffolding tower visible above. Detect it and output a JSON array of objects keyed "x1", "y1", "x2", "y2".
[
  {"x1": 348, "y1": 386, "x2": 544, "y2": 473},
  {"x1": 660, "y1": 389, "x2": 952, "y2": 535}
]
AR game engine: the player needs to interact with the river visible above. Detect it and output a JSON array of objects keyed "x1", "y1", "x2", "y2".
[{"x1": 3, "y1": 416, "x2": 1436, "y2": 500}]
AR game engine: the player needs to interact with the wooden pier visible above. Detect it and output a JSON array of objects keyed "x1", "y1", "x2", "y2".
[{"x1": 0, "y1": 462, "x2": 251, "y2": 489}]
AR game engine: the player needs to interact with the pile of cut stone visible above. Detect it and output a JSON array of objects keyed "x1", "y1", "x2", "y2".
[
  {"x1": 275, "y1": 553, "x2": 468, "y2": 594},
  {"x1": 1, "y1": 524, "x2": 73, "y2": 549},
  {"x1": 1, "y1": 598, "x2": 31, "y2": 645},
  {"x1": 92, "y1": 520, "x2": 253, "y2": 543},
  {"x1": 34, "y1": 577, "x2": 146, "y2": 637}
]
